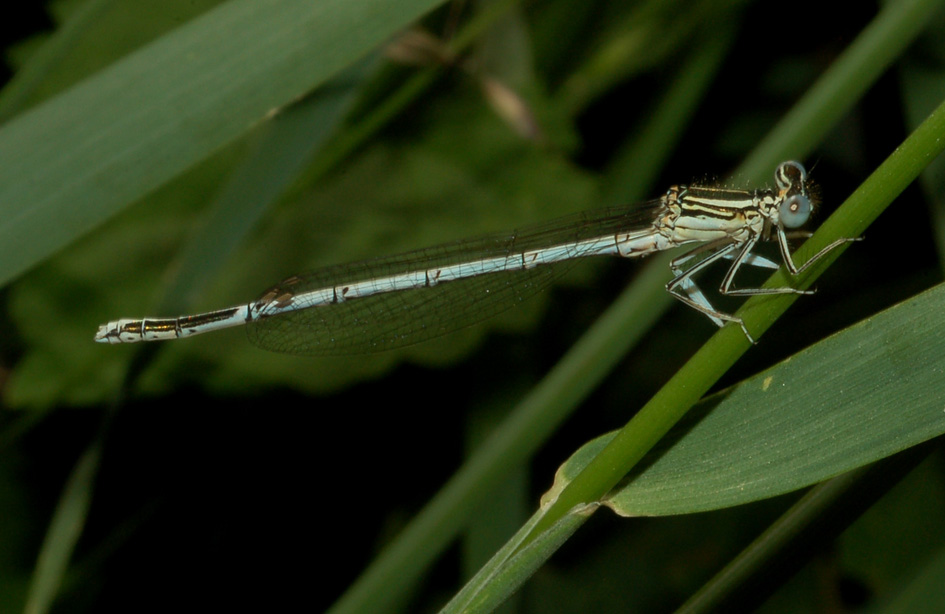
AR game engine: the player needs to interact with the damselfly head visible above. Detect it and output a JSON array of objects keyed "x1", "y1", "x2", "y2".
[{"x1": 774, "y1": 161, "x2": 820, "y2": 229}]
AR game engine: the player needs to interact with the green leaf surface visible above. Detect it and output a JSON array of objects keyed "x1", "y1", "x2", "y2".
[
  {"x1": 674, "y1": 440, "x2": 945, "y2": 613},
  {"x1": 0, "y1": 0, "x2": 445, "y2": 290},
  {"x1": 545, "y1": 282, "x2": 945, "y2": 516}
]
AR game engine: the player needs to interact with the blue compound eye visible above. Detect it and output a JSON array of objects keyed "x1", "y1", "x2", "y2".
[{"x1": 780, "y1": 194, "x2": 811, "y2": 228}]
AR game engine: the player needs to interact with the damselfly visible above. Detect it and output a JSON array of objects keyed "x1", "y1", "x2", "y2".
[{"x1": 95, "y1": 161, "x2": 855, "y2": 354}]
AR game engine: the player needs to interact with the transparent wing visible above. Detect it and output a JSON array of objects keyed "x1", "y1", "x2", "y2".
[{"x1": 246, "y1": 202, "x2": 662, "y2": 355}]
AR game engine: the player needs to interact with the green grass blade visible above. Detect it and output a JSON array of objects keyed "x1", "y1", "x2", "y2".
[
  {"x1": 333, "y1": 1, "x2": 945, "y2": 609},
  {"x1": 530, "y1": 94, "x2": 945, "y2": 543},
  {"x1": 443, "y1": 504, "x2": 597, "y2": 614},
  {"x1": 22, "y1": 433, "x2": 103, "y2": 614},
  {"x1": 324, "y1": 31, "x2": 726, "y2": 613},
  {"x1": 739, "y1": 0, "x2": 944, "y2": 180},
  {"x1": 155, "y1": 59, "x2": 376, "y2": 317},
  {"x1": 439, "y1": 97, "x2": 945, "y2": 612},
  {"x1": 601, "y1": 18, "x2": 739, "y2": 205},
  {"x1": 0, "y1": 0, "x2": 445, "y2": 289},
  {"x1": 677, "y1": 441, "x2": 940, "y2": 613},
  {"x1": 546, "y1": 282, "x2": 945, "y2": 515}
]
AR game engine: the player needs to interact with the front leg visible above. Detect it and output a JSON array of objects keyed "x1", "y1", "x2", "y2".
[
  {"x1": 666, "y1": 241, "x2": 756, "y2": 342},
  {"x1": 778, "y1": 227, "x2": 862, "y2": 276}
]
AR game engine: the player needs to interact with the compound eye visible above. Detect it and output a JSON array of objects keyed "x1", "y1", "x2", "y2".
[{"x1": 779, "y1": 194, "x2": 811, "y2": 228}]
